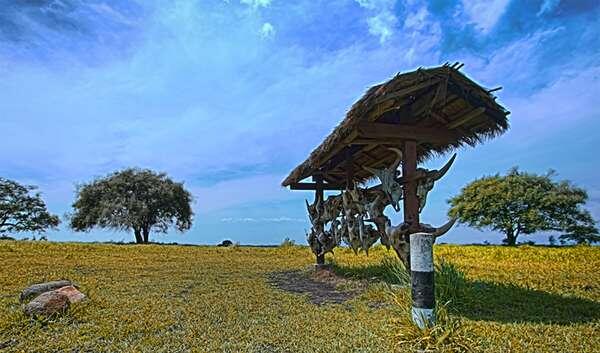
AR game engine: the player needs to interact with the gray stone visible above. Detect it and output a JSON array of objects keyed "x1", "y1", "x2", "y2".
[
  {"x1": 23, "y1": 291, "x2": 70, "y2": 316},
  {"x1": 20, "y1": 280, "x2": 72, "y2": 303},
  {"x1": 55, "y1": 285, "x2": 86, "y2": 303}
]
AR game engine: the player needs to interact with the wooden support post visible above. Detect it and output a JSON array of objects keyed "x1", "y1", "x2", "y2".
[
  {"x1": 402, "y1": 140, "x2": 436, "y2": 327},
  {"x1": 313, "y1": 175, "x2": 325, "y2": 267},
  {"x1": 345, "y1": 149, "x2": 354, "y2": 190},
  {"x1": 410, "y1": 232, "x2": 436, "y2": 328},
  {"x1": 402, "y1": 140, "x2": 420, "y2": 232}
]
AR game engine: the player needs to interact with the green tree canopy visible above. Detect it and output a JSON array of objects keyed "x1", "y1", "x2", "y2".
[
  {"x1": 70, "y1": 168, "x2": 193, "y2": 243},
  {"x1": 0, "y1": 178, "x2": 60, "y2": 236},
  {"x1": 448, "y1": 167, "x2": 599, "y2": 245}
]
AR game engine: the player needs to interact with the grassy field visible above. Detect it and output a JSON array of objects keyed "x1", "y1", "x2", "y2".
[{"x1": 1, "y1": 241, "x2": 598, "y2": 352}]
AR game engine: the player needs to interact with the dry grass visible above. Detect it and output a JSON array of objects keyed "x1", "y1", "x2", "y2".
[{"x1": 1, "y1": 241, "x2": 599, "y2": 352}]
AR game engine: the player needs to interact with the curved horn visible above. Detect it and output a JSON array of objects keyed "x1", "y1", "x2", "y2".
[
  {"x1": 388, "y1": 148, "x2": 403, "y2": 171},
  {"x1": 431, "y1": 218, "x2": 457, "y2": 238},
  {"x1": 434, "y1": 153, "x2": 456, "y2": 181}
]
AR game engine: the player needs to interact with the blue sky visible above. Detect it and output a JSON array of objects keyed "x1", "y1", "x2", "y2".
[{"x1": 1, "y1": 0, "x2": 599, "y2": 245}]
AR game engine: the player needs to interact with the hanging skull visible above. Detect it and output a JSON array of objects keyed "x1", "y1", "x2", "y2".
[
  {"x1": 363, "y1": 189, "x2": 391, "y2": 249},
  {"x1": 415, "y1": 153, "x2": 456, "y2": 212},
  {"x1": 364, "y1": 148, "x2": 404, "y2": 212}
]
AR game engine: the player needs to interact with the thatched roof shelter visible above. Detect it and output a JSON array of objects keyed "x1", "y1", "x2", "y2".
[{"x1": 282, "y1": 63, "x2": 510, "y2": 189}]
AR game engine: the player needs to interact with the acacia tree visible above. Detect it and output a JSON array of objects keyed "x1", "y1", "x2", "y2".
[
  {"x1": 0, "y1": 178, "x2": 60, "y2": 236},
  {"x1": 448, "y1": 168, "x2": 599, "y2": 245},
  {"x1": 70, "y1": 168, "x2": 193, "y2": 243}
]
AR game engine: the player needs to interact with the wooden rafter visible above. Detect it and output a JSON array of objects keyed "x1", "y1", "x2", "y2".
[
  {"x1": 357, "y1": 123, "x2": 461, "y2": 144},
  {"x1": 447, "y1": 107, "x2": 486, "y2": 129}
]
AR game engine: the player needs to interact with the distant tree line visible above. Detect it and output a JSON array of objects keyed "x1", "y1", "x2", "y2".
[
  {"x1": 1, "y1": 167, "x2": 598, "y2": 245},
  {"x1": 1, "y1": 169, "x2": 193, "y2": 244}
]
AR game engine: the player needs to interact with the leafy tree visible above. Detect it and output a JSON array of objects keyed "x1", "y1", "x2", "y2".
[
  {"x1": 70, "y1": 168, "x2": 193, "y2": 243},
  {"x1": 0, "y1": 178, "x2": 60, "y2": 236},
  {"x1": 448, "y1": 167, "x2": 599, "y2": 245}
]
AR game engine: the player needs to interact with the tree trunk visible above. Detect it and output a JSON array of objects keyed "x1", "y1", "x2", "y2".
[
  {"x1": 505, "y1": 229, "x2": 517, "y2": 246},
  {"x1": 316, "y1": 253, "x2": 325, "y2": 266},
  {"x1": 133, "y1": 228, "x2": 143, "y2": 244},
  {"x1": 142, "y1": 226, "x2": 150, "y2": 243}
]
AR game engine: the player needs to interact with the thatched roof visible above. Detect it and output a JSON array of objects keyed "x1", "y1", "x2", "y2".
[{"x1": 282, "y1": 63, "x2": 510, "y2": 188}]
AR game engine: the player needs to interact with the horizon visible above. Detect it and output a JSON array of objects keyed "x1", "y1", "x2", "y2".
[{"x1": 1, "y1": 0, "x2": 599, "y2": 245}]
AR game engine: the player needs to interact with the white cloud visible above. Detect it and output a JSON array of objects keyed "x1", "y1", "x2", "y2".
[
  {"x1": 404, "y1": 7, "x2": 428, "y2": 30},
  {"x1": 240, "y1": 0, "x2": 272, "y2": 9},
  {"x1": 400, "y1": 5, "x2": 441, "y2": 63},
  {"x1": 537, "y1": 0, "x2": 561, "y2": 16},
  {"x1": 463, "y1": 28, "x2": 563, "y2": 86},
  {"x1": 189, "y1": 174, "x2": 295, "y2": 214},
  {"x1": 367, "y1": 11, "x2": 397, "y2": 43},
  {"x1": 461, "y1": 0, "x2": 511, "y2": 34},
  {"x1": 506, "y1": 65, "x2": 600, "y2": 135},
  {"x1": 355, "y1": 0, "x2": 395, "y2": 10},
  {"x1": 260, "y1": 22, "x2": 276, "y2": 39},
  {"x1": 355, "y1": 0, "x2": 398, "y2": 43}
]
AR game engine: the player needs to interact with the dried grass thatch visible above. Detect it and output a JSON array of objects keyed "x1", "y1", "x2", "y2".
[{"x1": 282, "y1": 64, "x2": 510, "y2": 187}]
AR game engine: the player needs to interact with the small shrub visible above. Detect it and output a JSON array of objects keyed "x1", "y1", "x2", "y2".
[
  {"x1": 518, "y1": 240, "x2": 536, "y2": 246},
  {"x1": 435, "y1": 259, "x2": 467, "y2": 306},
  {"x1": 380, "y1": 255, "x2": 410, "y2": 285},
  {"x1": 217, "y1": 240, "x2": 233, "y2": 247},
  {"x1": 280, "y1": 237, "x2": 296, "y2": 248}
]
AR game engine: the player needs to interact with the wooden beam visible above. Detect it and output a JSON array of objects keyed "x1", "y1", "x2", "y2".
[
  {"x1": 346, "y1": 149, "x2": 354, "y2": 190},
  {"x1": 296, "y1": 130, "x2": 360, "y2": 183},
  {"x1": 446, "y1": 107, "x2": 486, "y2": 129},
  {"x1": 312, "y1": 175, "x2": 325, "y2": 266},
  {"x1": 313, "y1": 175, "x2": 324, "y2": 202},
  {"x1": 288, "y1": 182, "x2": 345, "y2": 191},
  {"x1": 321, "y1": 144, "x2": 364, "y2": 176},
  {"x1": 373, "y1": 78, "x2": 441, "y2": 106},
  {"x1": 358, "y1": 123, "x2": 460, "y2": 144},
  {"x1": 446, "y1": 82, "x2": 506, "y2": 122},
  {"x1": 431, "y1": 110, "x2": 470, "y2": 136}
]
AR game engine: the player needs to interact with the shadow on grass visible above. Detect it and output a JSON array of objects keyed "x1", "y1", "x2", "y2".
[
  {"x1": 331, "y1": 258, "x2": 600, "y2": 325},
  {"x1": 456, "y1": 280, "x2": 600, "y2": 324}
]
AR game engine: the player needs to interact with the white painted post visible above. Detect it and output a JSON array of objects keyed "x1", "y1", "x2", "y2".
[{"x1": 410, "y1": 232, "x2": 435, "y2": 328}]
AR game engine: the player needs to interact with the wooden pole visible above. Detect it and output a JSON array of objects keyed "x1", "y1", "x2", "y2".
[
  {"x1": 345, "y1": 148, "x2": 354, "y2": 190},
  {"x1": 313, "y1": 175, "x2": 325, "y2": 267},
  {"x1": 403, "y1": 140, "x2": 436, "y2": 328},
  {"x1": 402, "y1": 140, "x2": 419, "y2": 232}
]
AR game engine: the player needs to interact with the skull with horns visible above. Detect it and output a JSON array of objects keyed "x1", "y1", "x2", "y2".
[{"x1": 363, "y1": 148, "x2": 404, "y2": 212}]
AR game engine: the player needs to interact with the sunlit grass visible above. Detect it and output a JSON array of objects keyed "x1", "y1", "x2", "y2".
[{"x1": 1, "y1": 241, "x2": 599, "y2": 352}]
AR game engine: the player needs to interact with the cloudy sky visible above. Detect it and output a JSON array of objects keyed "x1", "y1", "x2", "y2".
[{"x1": 1, "y1": 0, "x2": 598, "y2": 245}]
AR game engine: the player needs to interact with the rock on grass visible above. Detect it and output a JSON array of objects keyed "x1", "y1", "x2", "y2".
[
  {"x1": 56, "y1": 285, "x2": 86, "y2": 303},
  {"x1": 23, "y1": 290, "x2": 70, "y2": 316},
  {"x1": 19, "y1": 280, "x2": 72, "y2": 303}
]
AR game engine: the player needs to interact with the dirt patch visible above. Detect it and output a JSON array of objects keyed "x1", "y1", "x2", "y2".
[{"x1": 268, "y1": 267, "x2": 364, "y2": 305}]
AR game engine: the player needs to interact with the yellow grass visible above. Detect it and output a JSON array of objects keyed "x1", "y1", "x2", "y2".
[{"x1": 1, "y1": 241, "x2": 598, "y2": 352}]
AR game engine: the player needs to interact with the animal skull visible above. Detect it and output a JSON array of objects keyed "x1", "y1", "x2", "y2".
[
  {"x1": 415, "y1": 153, "x2": 456, "y2": 212},
  {"x1": 363, "y1": 189, "x2": 391, "y2": 249},
  {"x1": 321, "y1": 194, "x2": 343, "y2": 223},
  {"x1": 361, "y1": 224, "x2": 381, "y2": 255},
  {"x1": 364, "y1": 148, "x2": 404, "y2": 212},
  {"x1": 305, "y1": 198, "x2": 322, "y2": 227},
  {"x1": 386, "y1": 218, "x2": 457, "y2": 269}
]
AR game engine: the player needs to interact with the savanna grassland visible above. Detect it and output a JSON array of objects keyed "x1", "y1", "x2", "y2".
[{"x1": 1, "y1": 241, "x2": 598, "y2": 352}]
